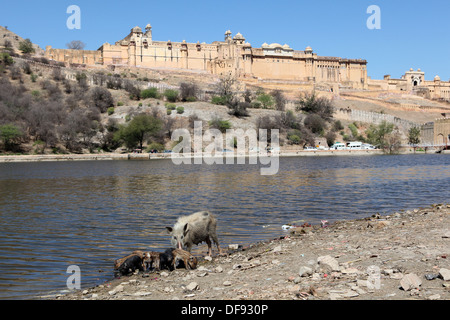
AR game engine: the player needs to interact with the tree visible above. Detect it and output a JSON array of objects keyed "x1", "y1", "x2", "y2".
[
  {"x1": 325, "y1": 131, "x2": 337, "y2": 147},
  {"x1": 114, "y1": 114, "x2": 163, "y2": 150},
  {"x1": 89, "y1": 87, "x2": 114, "y2": 113},
  {"x1": 179, "y1": 82, "x2": 198, "y2": 101},
  {"x1": 304, "y1": 114, "x2": 326, "y2": 134},
  {"x1": 18, "y1": 39, "x2": 35, "y2": 54},
  {"x1": 257, "y1": 93, "x2": 274, "y2": 109},
  {"x1": 226, "y1": 100, "x2": 249, "y2": 117},
  {"x1": 66, "y1": 40, "x2": 86, "y2": 50},
  {"x1": 365, "y1": 121, "x2": 401, "y2": 154},
  {"x1": 0, "y1": 123, "x2": 22, "y2": 151},
  {"x1": 408, "y1": 126, "x2": 421, "y2": 152},
  {"x1": 214, "y1": 74, "x2": 238, "y2": 105},
  {"x1": 296, "y1": 91, "x2": 334, "y2": 121},
  {"x1": 385, "y1": 129, "x2": 402, "y2": 155},
  {"x1": 163, "y1": 89, "x2": 179, "y2": 102},
  {"x1": 271, "y1": 89, "x2": 286, "y2": 111}
]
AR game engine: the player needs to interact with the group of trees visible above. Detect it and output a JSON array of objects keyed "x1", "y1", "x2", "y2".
[
  {"x1": 0, "y1": 53, "x2": 421, "y2": 154},
  {"x1": 0, "y1": 55, "x2": 182, "y2": 153},
  {"x1": 211, "y1": 75, "x2": 416, "y2": 152},
  {"x1": 252, "y1": 92, "x2": 335, "y2": 148},
  {"x1": 211, "y1": 75, "x2": 287, "y2": 117}
]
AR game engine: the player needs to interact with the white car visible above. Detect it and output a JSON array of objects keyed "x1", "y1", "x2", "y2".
[
  {"x1": 362, "y1": 143, "x2": 376, "y2": 150},
  {"x1": 329, "y1": 143, "x2": 346, "y2": 150}
]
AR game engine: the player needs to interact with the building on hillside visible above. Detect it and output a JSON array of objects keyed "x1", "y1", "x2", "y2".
[
  {"x1": 45, "y1": 23, "x2": 368, "y2": 89},
  {"x1": 368, "y1": 68, "x2": 450, "y2": 101},
  {"x1": 420, "y1": 117, "x2": 450, "y2": 147}
]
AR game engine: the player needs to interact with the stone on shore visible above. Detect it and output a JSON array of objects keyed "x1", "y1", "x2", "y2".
[
  {"x1": 186, "y1": 282, "x2": 199, "y2": 291},
  {"x1": 439, "y1": 268, "x2": 450, "y2": 281},
  {"x1": 400, "y1": 273, "x2": 422, "y2": 291},
  {"x1": 299, "y1": 266, "x2": 313, "y2": 277},
  {"x1": 317, "y1": 255, "x2": 340, "y2": 272}
]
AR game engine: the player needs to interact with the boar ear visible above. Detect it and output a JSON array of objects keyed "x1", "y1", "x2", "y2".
[
  {"x1": 166, "y1": 227, "x2": 173, "y2": 234},
  {"x1": 183, "y1": 223, "x2": 189, "y2": 235}
]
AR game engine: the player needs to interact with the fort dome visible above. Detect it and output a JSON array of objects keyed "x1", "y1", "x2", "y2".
[
  {"x1": 234, "y1": 32, "x2": 245, "y2": 40},
  {"x1": 269, "y1": 43, "x2": 282, "y2": 48},
  {"x1": 434, "y1": 75, "x2": 441, "y2": 81},
  {"x1": 132, "y1": 26, "x2": 142, "y2": 33},
  {"x1": 305, "y1": 46, "x2": 313, "y2": 52}
]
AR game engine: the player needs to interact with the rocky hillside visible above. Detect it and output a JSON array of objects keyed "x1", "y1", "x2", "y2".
[{"x1": 0, "y1": 25, "x2": 43, "y2": 55}]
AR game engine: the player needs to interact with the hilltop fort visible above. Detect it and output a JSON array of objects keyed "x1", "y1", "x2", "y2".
[
  {"x1": 44, "y1": 23, "x2": 450, "y2": 102},
  {"x1": 45, "y1": 23, "x2": 368, "y2": 90}
]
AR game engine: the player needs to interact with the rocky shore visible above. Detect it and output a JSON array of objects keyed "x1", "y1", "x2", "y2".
[{"x1": 56, "y1": 204, "x2": 450, "y2": 301}]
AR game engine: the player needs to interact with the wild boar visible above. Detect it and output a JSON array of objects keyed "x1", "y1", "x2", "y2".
[
  {"x1": 114, "y1": 251, "x2": 146, "y2": 276},
  {"x1": 166, "y1": 211, "x2": 221, "y2": 256},
  {"x1": 142, "y1": 251, "x2": 161, "y2": 271},
  {"x1": 172, "y1": 249, "x2": 198, "y2": 270},
  {"x1": 159, "y1": 248, "x2": 175, "y2": 271}
]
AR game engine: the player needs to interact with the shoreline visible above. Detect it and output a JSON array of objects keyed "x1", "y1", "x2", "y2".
[
  {"x1": 54, "y1": 203, "x2": 450, "y2": 300},
  {"x1": 0, "y1": 148, "x2": 447, "y2": 163}
]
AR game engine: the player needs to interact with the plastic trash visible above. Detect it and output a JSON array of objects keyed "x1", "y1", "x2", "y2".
[{"x1": 425, "y1": 274, "x2": 439, "y2": 280}]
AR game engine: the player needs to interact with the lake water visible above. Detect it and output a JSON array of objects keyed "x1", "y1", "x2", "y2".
[{"x1": 0, "y1": 154, "x2": 449, "y2": 299}]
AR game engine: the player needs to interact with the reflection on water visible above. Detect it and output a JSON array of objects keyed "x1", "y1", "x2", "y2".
[{"x1": 0, "y1": 154, "x2": 449, "y2": 299}]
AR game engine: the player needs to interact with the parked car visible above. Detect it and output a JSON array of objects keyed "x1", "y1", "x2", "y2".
[
  {"x1": 361, "y1": 143, "x2": 376, "y2": 150},
  {"x1": 347, "y1": 141, "x2": 363, "y2": 150},
  {"x1": 304, "y1": 146, "x2": 317, "y2": 151},
  {"x1": 329, "y1": 142, "x2": 346, "y2": 150}
]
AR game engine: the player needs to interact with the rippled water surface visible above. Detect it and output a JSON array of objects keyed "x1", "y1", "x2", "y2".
[{"x1": 0, "y1": 154, "x2": 449, "y2": 299}]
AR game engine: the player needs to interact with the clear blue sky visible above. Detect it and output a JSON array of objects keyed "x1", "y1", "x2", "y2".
[{"x1": 1, "y1": 0, "x2": 449, "y2": 80}]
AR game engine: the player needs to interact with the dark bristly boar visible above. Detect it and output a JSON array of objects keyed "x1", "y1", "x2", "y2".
[
  {"x1": 114, "y1": 251, "x2": 146, "y2": 275},
  {"x1": 166, "y1": 211, "x2": 221, "y2": 256}
]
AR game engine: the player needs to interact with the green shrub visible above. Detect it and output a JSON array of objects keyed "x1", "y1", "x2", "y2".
[
  {"x1": 287, "y1": 129, "x2": 303, "y2": 145},
  {"x1": 250, "y1": 101, "x2": 262, "y2": 109},
  {"x1": 30, "y1": 73, "x2": 37, "y2": 82},
  {"x1": 256, "y1": 93, "x2": 275, "y2": 109},
  {"x1": 176, "y1": 106, "x2": 184, "y2": 114},
  {"x1": 288, "y1": 134, "x2": 301, "y2": 145},
  {"x1": 146, "y1": 142, "x2": 165, "y2": 152},
  {"x1": 107, "y1": 107, "x2": 115, "y2": 115},
  {"x1": 18, "y1": 39, "x2": 35, "y2": 54},
  {"x1": 165, "y1": 103, "x2": 176, "y2": 110},
  {"x1": 0, "y1": 52, "x2": 14, "y2": 66},
  {"x1": 117, "y1": 101, "x2": 124, "y2": 106},
  {"x1": 163, "y1": 89, "x2": 179, "y2": 102},
  {"x1": 209, "y1": 119, "x2": 231, "y2": 133},
  {"x1": 141, "y1": 87, "x2": 160, "y2": 99},
  {"x1": 167, "y1": 109, "x2": 172, "y2": 115},
  {"x1": 333, "y1": 120, "x2": 344, "y2": 131},
  {"x1": 211, "y1": 95, "x2": 228, "y2": 105},
  {"x1": 348, "y1": 123, "x2": 358, "y2": 137}
]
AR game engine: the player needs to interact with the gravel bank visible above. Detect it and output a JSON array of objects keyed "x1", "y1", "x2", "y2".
[{"x1": 55, "y1": 203, "x2": 450, "y2": 300}]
